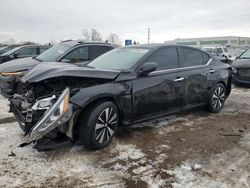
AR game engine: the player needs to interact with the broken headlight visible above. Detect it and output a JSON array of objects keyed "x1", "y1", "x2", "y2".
[
  {"x1": 30, "y1": 88, "x2": 72, "y2": 141},
  {"x1": 32, "y1": 95, "x2": 56, "y2": 110}
]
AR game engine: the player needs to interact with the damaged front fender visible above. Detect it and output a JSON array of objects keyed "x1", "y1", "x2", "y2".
[{"x1": 70, "y1": 83, "x2": 131, "y2": 108}]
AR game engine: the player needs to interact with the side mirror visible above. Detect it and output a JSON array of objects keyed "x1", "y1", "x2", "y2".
[
  {"x1": 13, "y1": 53, "x2": 18, "y2": 58},
  {"x1": 61, "y1": 59, "x2": 71, "y2": 63},
  {"x1": 138, "y1": 62, "x2": 157, "y2": 76}
]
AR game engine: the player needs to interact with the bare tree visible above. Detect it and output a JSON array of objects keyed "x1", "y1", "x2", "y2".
[
  {"x1": 106, "y1": 33, "x2": 121, "y2": 44},
  {"x1": 4, "y1": 38, "x2": 16, "y2": 45},
  {"x1": 20, "y1": 41, "x2": 37, "y2": 45},
  {"x1": 48, "y1": 39, "x2": 57, "y2": 46},
  {"x1": 82, "y1": 29, "x2": 91, "y2": 42},
  {"x1": 82, "y1": 29, "x2": 103, "y2": 42}
]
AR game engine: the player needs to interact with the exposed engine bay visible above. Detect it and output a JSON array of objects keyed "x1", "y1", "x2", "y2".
[{"x1": 10, "y1": 77, "x2": 111, "y2": 150}]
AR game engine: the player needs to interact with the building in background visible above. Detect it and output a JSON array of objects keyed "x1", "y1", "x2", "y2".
[{"x1": 165, "y1": 36, "x2": 250, "y2": 48}]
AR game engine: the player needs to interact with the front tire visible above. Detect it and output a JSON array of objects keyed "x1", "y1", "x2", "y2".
[
  {"x1": 208, "y1": 83, "x2": 226, "y2": 113},
  {"x1": 77, "y1": 101, "x2": 119, "y2": 150}
]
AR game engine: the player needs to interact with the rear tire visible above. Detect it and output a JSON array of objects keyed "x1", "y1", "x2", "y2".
[
  {"x1": 207, "y1": 83, "x2": 226, "y2": 113},
  {"x1": 77, "y1": 101, "x2": 119, "y2": 150}
]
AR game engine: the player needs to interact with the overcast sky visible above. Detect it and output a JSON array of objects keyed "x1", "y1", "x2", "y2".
[{"x1": 0, "y1": 0, "x2": 250, "y2": 44}]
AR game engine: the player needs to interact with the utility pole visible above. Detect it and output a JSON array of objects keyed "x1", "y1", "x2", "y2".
[{"x1": 147, "y1": 28, "x2": 150, "y2": 44}]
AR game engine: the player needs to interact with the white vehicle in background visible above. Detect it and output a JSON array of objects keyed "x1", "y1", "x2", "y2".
[
  {"x1": 227, "y1": 47, "x2": 248, "y2": 61},
  {"x1": 203, "y1": 46, "x2": 231, "y2": 59}
]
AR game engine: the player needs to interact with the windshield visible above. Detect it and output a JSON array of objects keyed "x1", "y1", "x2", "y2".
[
  {"x1": 239, "y1": 49, "x2": 250, "y2": 59},
  {"x1": 88, "y1": 48, "x2": 149, "y2": 70},
  {"x1": 0, "y1": 46, "x2": 17, "y2": 55},
  {"x1": 36, "y1": 43, "x2": 71, "y2": 62}
]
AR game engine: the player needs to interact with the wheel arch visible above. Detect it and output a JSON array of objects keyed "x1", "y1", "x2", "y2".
[
  {"x1": 71, "y1": 96, "x2": 123, "y2": 142},
  {"x1": 216, "y1": 79, "x2": 231, "y2": 96}
]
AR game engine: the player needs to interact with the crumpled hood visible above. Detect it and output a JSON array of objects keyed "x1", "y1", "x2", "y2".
[
  {"x1": 0, "y1": 57, "x2": 39, "y2": 72},
  {"x1": 21, "y1": 62, "x2": 120, "y2": 83},
  {"x1": 231, "y1": 59, "x2": 250, "y2": 68}
]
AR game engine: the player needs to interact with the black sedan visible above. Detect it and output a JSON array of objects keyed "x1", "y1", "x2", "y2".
[
  {"x1": 11, "y1": 44, "x2": 232, "y2": 150},
  {"x1": 0, "y1": 45, "x2": 50, "y2": 64},
  {"x1": 231, "y1": 48, "x2": 250, "y2": 86},
  {"x1": 0, "y1": 41, "x2": 117, "y2": 97}
]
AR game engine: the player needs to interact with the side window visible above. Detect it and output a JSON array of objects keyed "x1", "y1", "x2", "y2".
[
  {"x1": 216, "y1": 48, "x2": 223, "y2": 53},
  {"x1": 17, "y1": 47, "x2": 37, "y2": 56},
  {"x1": 182, "y1": 48, "x2": 203, "y2": 67},
  {"x1": 145, "y1": 47, "x2": 179, "y2": 70},
  {"x1": 39, "y1": 47, "x2": 49, "y2": 54},
  {"x1": 64, "y1": 47, "x2": 89, "y2": 63},
  {"x1": 201, "y1": 52, "x2": 210, "y2": 64},
  {"x1": 89, "y1": 46, "x2": 111, "y2": 60}
]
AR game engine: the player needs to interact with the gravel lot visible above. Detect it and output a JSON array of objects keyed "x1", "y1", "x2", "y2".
[{"x1": 0, "y1": 87, "x2": 249, "y2": 188}]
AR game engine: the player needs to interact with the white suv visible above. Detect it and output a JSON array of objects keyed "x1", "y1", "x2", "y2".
[{"x1": 203, "y1": 46, "x2": 231, "y2": 59}]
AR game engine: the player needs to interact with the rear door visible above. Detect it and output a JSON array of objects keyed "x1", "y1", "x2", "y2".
[
  {"x1": 178, "y1": 46, "x2": 211, "y2": 106},
  {"x1": 132, "y1": 46, "x2": 185, "y2": 121}
]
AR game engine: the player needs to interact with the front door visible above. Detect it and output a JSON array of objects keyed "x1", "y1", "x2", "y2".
[{"x1": 132, "y1": 46, "x2": 185, "y2": 121}]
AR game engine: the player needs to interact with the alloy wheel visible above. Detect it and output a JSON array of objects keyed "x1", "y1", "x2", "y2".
[
  {"x1": 95, "y1": 107, "x2": 118, "y2": 144},
  {"x1": 212, "y1": 86, "x2": 225, "y2": 110}
]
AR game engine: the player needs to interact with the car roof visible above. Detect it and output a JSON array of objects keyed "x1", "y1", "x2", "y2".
[
  {"x1": 124, "y1": 43, "x2": 205, "y2": 50},
  {"x1": 60, "y1": 40, "x2": 119, "y2": 48}
]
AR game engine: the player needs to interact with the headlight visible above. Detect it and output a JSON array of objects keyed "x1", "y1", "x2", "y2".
[
  {"x1": 30, "y1": 88, "x2": 72, "y2": 141},
  {"x1": 0, "y1": 72, "x2": 24, "y2": 76},
  {"x1": 32, "y1": 95, "x2": 56, "y2": 110}
]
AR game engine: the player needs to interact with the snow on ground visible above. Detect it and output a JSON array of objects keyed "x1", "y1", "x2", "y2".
[
  {"x1": 168, "y1": 132, "x2": 250, "y2": 188},
  {"x1": 0, "y1": 87, "x2": 249, "y2": 187},
  {"x1": 0, "y1": 95, "x2": 13, "y2": 119}
]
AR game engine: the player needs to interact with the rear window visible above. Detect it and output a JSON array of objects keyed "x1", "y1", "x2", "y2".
[
  {"x1": 40, "y1": 47, "x2": 49, "y2": 54},
  {"x1": 89, "y1": 46, "x2": 111, "y2": 60},
  {"x1": 182, "y1": 47, "x2": 204, "y2": 67},
  {"x1": 202, "y1": 52, "x2": 210, "y2": 64}
]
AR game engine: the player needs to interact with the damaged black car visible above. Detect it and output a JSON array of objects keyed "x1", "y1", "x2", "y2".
[{"x1": 10, "y1": 44, "x2": 232, "y2": 150}]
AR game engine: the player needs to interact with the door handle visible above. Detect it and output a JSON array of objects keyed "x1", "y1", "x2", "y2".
[
  {"x1": 209, "y1": 69, "x2": 216, "y2": 73},
  {"x1": 174, "y1": 77, "x2": 184, "y2": 82}
]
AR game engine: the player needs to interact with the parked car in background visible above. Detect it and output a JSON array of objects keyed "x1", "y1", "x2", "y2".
[
  {"x1": 0, "y1": 41, "x2": 118, "y2": 97},
  {"x1": 231, "y1": 48, "x2": 250, "y2": 86},
  {"x1": 204, "y1": 51, "x2": 228, "y2": 63},
  {"x1": 0, "y1": 45, "x2": 20, "y2": 55},
  {"x1": 227, "y1": 47, "x2": 247, "y2": 61},
  {"x1": 0, "y1": 46, "x2": 7, "y2": 50},
  {"x1": 0, "y1": 45, "x2": 50, "y2": 64},
  {"x1": 10, "y1": 44, "x2": 232, "y2": 150},
  {"x1": 203, "y1": 46, "x2": 232, "y2": 61}
]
